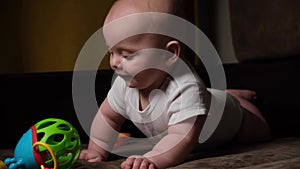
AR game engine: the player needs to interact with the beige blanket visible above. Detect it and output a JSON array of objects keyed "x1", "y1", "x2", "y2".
[{"x1": 1, "y1": 137, "x2": 300, "y2": 169}]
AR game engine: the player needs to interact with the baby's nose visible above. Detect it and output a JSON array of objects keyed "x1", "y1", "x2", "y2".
[{"x1": 110, "y1": 55, "x2": 122, "y2": 70}]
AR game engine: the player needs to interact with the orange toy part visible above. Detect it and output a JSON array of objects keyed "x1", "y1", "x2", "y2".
[
  {"x1": 115, "y1": 133, "x2": 131, "y2": 147},
  {"x1": 0, "y1": 160, "x2": 7, "y2": 169}
]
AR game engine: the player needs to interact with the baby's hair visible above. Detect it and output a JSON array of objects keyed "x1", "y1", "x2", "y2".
[
  {"x1": 108, "y1": 0, "x2": 190, "y2": 58},
  {"x1": 113, "y1": 0, "x2": 187, "y2": 19}
]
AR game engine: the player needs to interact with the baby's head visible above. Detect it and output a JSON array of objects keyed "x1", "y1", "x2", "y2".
[
  {"x1": 103, "y1": 0, "x2": 186, "y2": 51},
  {"x1": 104, "y1": 0, "x2": 186, "y2": 23},
  {"x1": 103, "y1": 0, "x2": 187, "y2": 88}
]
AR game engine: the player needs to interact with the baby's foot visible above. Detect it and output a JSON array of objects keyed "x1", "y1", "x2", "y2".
[{"x1": 226, "y1": 89, "x2": 257, "y2": 101}]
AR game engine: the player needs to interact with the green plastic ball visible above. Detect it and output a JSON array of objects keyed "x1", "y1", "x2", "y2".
[{"x1": 34, "y1": 118, "x2": 81, "y2": 169}]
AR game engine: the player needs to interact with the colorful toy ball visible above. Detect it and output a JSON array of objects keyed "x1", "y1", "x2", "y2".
[
  {"x1": 4, "y1": 118, "x2": 81, "y2": 169},
  {"x1": 34, "y1": 118, "x2": 81, "y2": 169}
]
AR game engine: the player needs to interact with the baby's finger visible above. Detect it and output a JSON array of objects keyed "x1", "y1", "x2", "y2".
[
  {"x1": 120, "y1": 160, "x2": 126, "y2": 169},
  {"x1": 140, "y1": 159, "x2": 150, "y2": 169},
  {"x1": 79, "y1": 151, "x2": 87, "y2": 160},
  {"x1": 123, "y1": 157, "x2": 135, "y2": 169},
  {"x1": 149, "y1": 163, "x2": 156, "y2": 169},
  {"x1": 132, "y1": 158, "x2": 142, "y2": 169},
  {"x1": 87, "y1": 157, "x2": 102, "y2": 163}
]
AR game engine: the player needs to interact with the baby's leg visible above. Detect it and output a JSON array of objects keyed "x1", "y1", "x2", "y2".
[{"x1": 226, "y1": 89, "x2": 272, "y2": 143}]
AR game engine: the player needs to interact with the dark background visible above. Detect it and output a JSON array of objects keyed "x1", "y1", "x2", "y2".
[
  {"x1": 0, "y1": 0, "x2": 300, "y2": 148},
  {"x1": 1, "y1": 57, "x2": 300, "y2": 148}
]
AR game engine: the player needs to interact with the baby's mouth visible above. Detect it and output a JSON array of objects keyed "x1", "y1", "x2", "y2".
[{"x1": 118, "y1": 73, "x2": 132, "y2": 82}]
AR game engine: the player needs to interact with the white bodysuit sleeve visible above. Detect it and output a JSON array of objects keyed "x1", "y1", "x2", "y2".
[{"x1": 107, "y1": 76, "x2": 128, "y2": 118}]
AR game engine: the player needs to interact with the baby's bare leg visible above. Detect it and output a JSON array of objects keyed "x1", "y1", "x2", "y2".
[{"x1": 226, "y1": 89, "x2": 271, "y2": 143}]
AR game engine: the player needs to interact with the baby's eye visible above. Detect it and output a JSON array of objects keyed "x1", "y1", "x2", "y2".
[{"x1": 123, "y1": 53, "x2": 136, "y2": 60}]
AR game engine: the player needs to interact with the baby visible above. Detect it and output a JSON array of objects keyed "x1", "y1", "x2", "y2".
[{"x1": 79, "y1": 0, "x2": 271, "y2": 169}]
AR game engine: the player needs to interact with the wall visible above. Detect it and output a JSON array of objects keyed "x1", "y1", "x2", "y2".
[
  {"x1": 2, "y1": 0, "x2": 299, "y2": 72},
  {"x1": 229, "y1": 0, "x2": 300, "y2": 61},
  {"x1": 0, "y1": 0, "x2": 114, "y2": 74},
  {"x1": 194, "y1": 0, "x2": 300, "y2": 63}
]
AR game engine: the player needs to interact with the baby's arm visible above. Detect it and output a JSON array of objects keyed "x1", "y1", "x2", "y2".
[
  {"x1": 80, "y1": 98, "x2": 126, "y2": 162},
  {"x1": 121, "y1": 115, "x2": 206, "y2": 169}
]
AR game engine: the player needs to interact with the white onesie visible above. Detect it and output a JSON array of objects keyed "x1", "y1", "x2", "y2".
[{"x1": 107, "y1": 70, "x2": 243, "y2": 149}]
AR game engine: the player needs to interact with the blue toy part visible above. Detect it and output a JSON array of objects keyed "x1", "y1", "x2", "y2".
[
  {"x1": 4, "y1": 127, "x2": 40, "y2": 169},
  {"x1": 4, "y1": 118, "x2": 81, "y2": 169}
]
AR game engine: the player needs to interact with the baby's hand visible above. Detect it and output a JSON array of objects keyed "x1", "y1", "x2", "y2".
[
  {"x1": 79, "y1": 149, "x2": 105, "y2": 162},
  {"x1": 121, "y1": 155, "x2": 157, "y2": 169}
]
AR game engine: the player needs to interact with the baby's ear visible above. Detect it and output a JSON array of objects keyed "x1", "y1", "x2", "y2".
[{"x1": 165, "y1": 40, "x2": 181, "y2": 66}]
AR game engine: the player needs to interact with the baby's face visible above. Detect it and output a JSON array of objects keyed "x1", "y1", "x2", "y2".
[
  {"x1": 102, "y1": 0, "x2": 177, "y2": 90},
  {"x1": 107, "y1": 34, "x2": 171, "y2": 89}
]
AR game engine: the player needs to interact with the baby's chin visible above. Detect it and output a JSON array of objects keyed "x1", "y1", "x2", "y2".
[
  {"x1": 119, "y1": 74, "x2": 142, "y2": 89},
  {"x1": 121, "y1": 76, "x2": 136, "y2": 88},
  {"x1": 123, "y1": 77, "x2": 138, "y2": 88}
]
